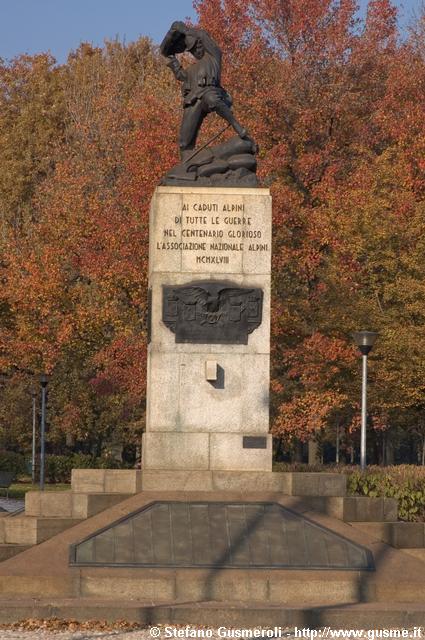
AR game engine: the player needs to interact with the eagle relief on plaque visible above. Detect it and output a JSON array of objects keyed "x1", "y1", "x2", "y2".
[{"x1": 162, "y1": 281, "x2": 263, "y2": 344}]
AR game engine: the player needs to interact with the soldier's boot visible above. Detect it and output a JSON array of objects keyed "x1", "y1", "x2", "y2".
[
  {"x1": 180, "y1": 148, "x2": 195, "y2": 163},
  {"x1": 214, "y1": 104, "x2": 249, "y2": 138}
]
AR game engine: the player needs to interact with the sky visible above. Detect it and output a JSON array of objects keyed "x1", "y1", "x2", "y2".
[{"x1": 0, "y1": 0, "x2": 422, "y2": 64}]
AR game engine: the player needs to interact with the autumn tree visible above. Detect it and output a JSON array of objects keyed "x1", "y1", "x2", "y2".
[
  {"x1": 1, "y1": 1, "x2": 425, "y2": 464},
  {"x1": 0, "y1": 39, "x2": 165, "y2": 454}
]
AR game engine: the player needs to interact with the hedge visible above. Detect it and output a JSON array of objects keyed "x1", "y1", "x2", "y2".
[
  {"x1": 0, "y1": 451, "x2": 27, "y2": 478},
  {"x1": 44, "y1": 454, "x2": 131, "y2": 483},
  {"x1": 347, "y1": 466, "x2": 425, "y2": 522},
  {"x1": 273, "y1": 462, "x2": 425, "y2": 522},
  {"x1": 0, "y1": 451, "x2": 131, "y2": 484}
]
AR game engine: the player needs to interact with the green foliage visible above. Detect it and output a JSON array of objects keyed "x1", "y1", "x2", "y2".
[
  {"x1": 44, "y1": 453, "x2": 130, "y2": 483},
  {"x1": 44, "y1": 454, "x2": 74, "y2": 483},
  {"x1": 273, "y1": 462, "x2": 346, "y2": 473},
  {"x1": 95, "y1": 454, "x2": 127, "y2": 470},
  {"x1": 273, "y1": 462, "x2": 425, "y2": 522},
  {"x1": 0, "y1": 451, "x2": 27, "y2": 477},
  {"x1": 347, "y1": 465, "x2": 425, "y2": 522},
  {"x1": 8, "y1": 482, "x2": 70, "y2": 500}
]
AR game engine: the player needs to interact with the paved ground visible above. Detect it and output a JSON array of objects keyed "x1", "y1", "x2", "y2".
[
  {"x1": 0, "y1": 630, "x2": 227, "y2": 639},
  {"x1": 0, "y1": 633, "x2": 133, "y2": 639},
  {"x1": 0, "y1": 632, "x2": 296, "y2": 639},
  {"x1": 0, "y1": 498, "x2": 24, "y2": 513},
  {"x1": 1, "y1": 628, "x2": 424, "y2": 639},
  {"x1": 0, "y1": 632, "x2": 151, "y2": 639},
  {"x1": 0, "y1": 626, "x2": 296, "y2": 639}
]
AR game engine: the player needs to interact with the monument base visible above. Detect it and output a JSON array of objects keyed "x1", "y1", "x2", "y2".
[
  {"x1": 69, "y1": 468, "x2": 347, "y2": 495},
  {"x1": 146, "y1": 186, "x2": 272, "y2": 472},
  {"x1": 142, "y1": 432, "x2": 272, "y2": 472},
  {"x1": 0, "y1": 469, "x2": 424, "y2": 628}
]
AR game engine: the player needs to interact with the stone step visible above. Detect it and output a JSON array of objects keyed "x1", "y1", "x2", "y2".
[
  {"x1": 282, "y1": 472, "x2": 347, "y2": 497},
  {"x1": 0, "y1": 489, "x2": 423, "y2": 609},
  {"x1": 25, "y1": 490, "x2": 132, "y2": 519},
  {"x1": 140, "y1": 470, "x2": 348, "y2": 496},
  {"x1": 401, "y1": 548, "x2": 425, "y2": 563},
  {"x1": 0, "y1": 544, "x2": 31, "y2": 562},
  {"x1": 351, "y1": 522, "x2": 425, "y2": 548},
  {"x1": 71, "y1": 469, "x2": 142, "y2": 494},
  {"x1": 0, "y1": 516, "x2": 82, "y2": 545},
  {"x1": 1, "y1": 564, "x2": 424, "y2": 605},
  {"x1": 0, "y1": 598, "x2": 424, "y2": 627},
  {"x1": 77, "y1": 573, "x2": 425, "y2": 604},
  {"x1": 24, "y1": 484, "x2": 397, "y2": 524},
  {"x1": 71, "y1": 469, "x2": 348, "y2": 497},
  {"x1": 306, "y1": 496, "x2": 398, "y2": 522}
]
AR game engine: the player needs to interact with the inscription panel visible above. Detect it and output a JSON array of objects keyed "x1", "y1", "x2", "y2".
[
  {"x1": 243, "y1": 436, "x2": 267, "y2": 449},
  {"x1": 151, "y1": 192, "x2": 271, "y2": 275}
]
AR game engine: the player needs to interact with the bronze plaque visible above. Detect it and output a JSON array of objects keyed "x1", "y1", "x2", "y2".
[{"x1": 162, "y1": 281, "x2": 263, "y2": 344}]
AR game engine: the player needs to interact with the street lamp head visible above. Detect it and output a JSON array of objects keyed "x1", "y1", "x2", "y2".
[
  {"x1": 352, "y1": 330, "x2": 378, "y2": 356},
  {"x1": 40, "y1": 373, "x2": 49, "y2": 388}
]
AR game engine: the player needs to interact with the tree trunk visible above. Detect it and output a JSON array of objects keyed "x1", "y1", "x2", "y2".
[
  {"x1": 274, "y1": 436, "x2": 284, "y2": 462},
  {"x1": 336, "y1": 423, "x2": 340, "y2": 464},
  {"x1": 293, "y1": 440, "x2": 304, "y2": 462},
  {"x1": 385, "y1": 438, "x2": 394, "y2": 466},
  {"x1": 308, "y1": 439, "x2": 319, "y2": 465}
]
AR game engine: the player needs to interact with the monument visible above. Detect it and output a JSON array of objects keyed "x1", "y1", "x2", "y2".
[
  {"x1": 159, "y1": 21, "x2": 258, "y2": 186},
  {"x1": 142, "y1": 22, "x2": 272, "y2": 473},
  {"x1": 1, "y1": 21, "x2": 419, "y2": 630}
]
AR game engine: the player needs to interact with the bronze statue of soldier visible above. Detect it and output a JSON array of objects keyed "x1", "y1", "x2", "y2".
[{"x1": 160, "y1": 21, "x2": 252, "y2": 162}]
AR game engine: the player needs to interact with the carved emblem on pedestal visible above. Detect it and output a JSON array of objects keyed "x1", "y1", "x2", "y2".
[{"x1": 162, "y1": 281, "x2": 263, "y2": 344}]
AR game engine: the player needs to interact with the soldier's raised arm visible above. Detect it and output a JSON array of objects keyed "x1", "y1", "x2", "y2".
[
  {"x1": 160, "y1": 22, "x2": 189, "y2": 82},
  {"x1": 166, "y1": 55, "x2": 187, "y2": 82}
]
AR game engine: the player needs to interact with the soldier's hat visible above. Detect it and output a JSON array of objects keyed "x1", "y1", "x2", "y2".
[
  {"x1": 160, "y1": 24, "x2": 187, "y2": 56},
  {"x1": 160, "y1": 22, "x2": 198, "y2": 56}
]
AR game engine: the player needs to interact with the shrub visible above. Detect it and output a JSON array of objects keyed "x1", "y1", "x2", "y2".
[
  {"x1": 273, "y1": 462, "x2": 425, "y2": 522},
  {"x1": 0, "y1": 451, "x2": 27, "y2": 478},
  {"x1": 347, "y1": 466, "x2": 425, "y2": 522},
  {"x1": 70, "y1": 453, "x2": 96, "y2": 470},
  {"x1": 43, "y1": 453, "x2": 131, "y2": 483},
  {"x1": 44, "y1": 455, "x2": 74, "y2": 483},
  {"x1": 96, "y1": 454, "x2": 127, "y2": 469}
]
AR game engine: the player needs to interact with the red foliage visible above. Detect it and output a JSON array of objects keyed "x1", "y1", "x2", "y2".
[{"x1": 1, "y1": 2, "x2": 425, "y2": 448}]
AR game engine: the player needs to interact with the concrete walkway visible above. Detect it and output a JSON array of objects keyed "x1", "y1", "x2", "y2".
[
  {"x1": 0, "y1": 628, "x2": 422, "y2": 639},
  {"x1": 0, "y1": 633, "x2": 151, "y2": 639},
  {"x1": 0, "y1": 629, "x2": 298, "y2": 639},
  {"x1": 0, "y1": 632, "x2": 152, "y2": 638}
]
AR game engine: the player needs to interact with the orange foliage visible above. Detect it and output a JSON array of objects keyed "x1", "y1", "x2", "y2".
[{"x1": 1, "y1": 2, "x2": 425, "y2": 451}]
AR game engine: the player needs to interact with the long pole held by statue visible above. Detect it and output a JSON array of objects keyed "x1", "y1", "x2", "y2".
[{"x1": 183, "y1": 124, "x2": 231, "y2": 165}]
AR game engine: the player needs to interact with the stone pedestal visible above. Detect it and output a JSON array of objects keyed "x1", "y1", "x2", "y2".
[{"x1": 143, "y1": 186, "x2": 272, "y2": 471}]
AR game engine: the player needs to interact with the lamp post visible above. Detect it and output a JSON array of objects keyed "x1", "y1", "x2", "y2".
[
  {"x1": 30, "y1": 387, "x2": 36, "y2": 485},
  {"x1": 39, "y1": 373, "x2": 49, "y2": 491},
  {"x1": 352, "y1": 331, "x2": 378, "y2": 471}
]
